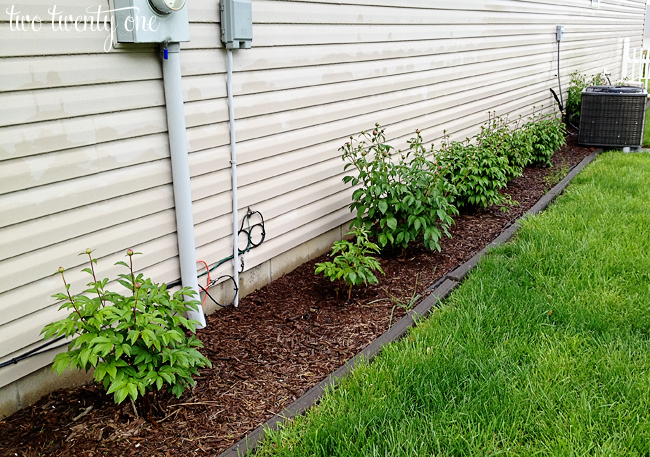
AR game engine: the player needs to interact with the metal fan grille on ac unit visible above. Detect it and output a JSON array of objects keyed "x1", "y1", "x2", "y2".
[{"x1": 578, "y1": 85, "x2": 646, "y2": 148}]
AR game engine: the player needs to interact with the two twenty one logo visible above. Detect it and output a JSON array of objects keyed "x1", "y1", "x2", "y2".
[{"x1": 4, "y1": 5, "x2": 160, "y2": 52}]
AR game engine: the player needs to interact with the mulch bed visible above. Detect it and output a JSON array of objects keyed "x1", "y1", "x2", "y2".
[{"x1": 0, "y1": 130, "x2": 594, "y2": 457}]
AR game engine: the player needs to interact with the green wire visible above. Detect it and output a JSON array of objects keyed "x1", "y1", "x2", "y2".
[{"x1": 197, "y1": 209, "x2": 264, "y2": 280}]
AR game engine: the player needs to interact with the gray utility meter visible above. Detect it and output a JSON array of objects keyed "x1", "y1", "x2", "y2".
[
  {"x1": 220, "y1": 0, "x2": 252, "y2": 49},
  {"x1": 110, "y1": 0, "x2": 190, "y2": 43}
]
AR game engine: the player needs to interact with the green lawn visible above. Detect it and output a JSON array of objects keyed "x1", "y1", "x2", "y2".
[{"x1": 256, "y1": 152, "x2": 650, "y2": 456}]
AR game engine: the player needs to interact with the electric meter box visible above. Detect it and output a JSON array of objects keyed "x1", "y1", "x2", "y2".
[
  {"x1": 220, "y1": 0, "x2": 252, "y2": 49},
  {"x1": 110, "y1": 0, "x2": 190, "y2": 44}
]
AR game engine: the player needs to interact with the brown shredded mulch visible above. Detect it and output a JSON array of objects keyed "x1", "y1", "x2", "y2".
[{"x1": 0, "y1": 131, "x2": 594, "y2": 457}]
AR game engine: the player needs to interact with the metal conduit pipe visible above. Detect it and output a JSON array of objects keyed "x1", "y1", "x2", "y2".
[
  {"x1": 557, "y1": 40, "x2": 565, "y2": 112},
  {"x1": 162, "y1": 42, "x2": 207, "y2": 328},
  {"x1": 556, "y1": 26, "x2": 565, "y2": 113},
  {"x1": 226, "y1": 49, "x2": 240, "y2": 308}
]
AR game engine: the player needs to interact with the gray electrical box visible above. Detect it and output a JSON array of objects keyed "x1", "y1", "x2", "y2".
[
  {"x1": 110, "y1": 0, "x2": 190, "y2": 44},
  {"x1": 220, "y1": 0, "x2": 252, "y2": 49},
  {"x1": 556, "y1": 25, "x2": 564, "y2": 42}
]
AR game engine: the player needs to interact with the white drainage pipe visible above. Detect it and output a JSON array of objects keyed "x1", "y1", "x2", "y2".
[
  {"x1": 162, "y1": 42, "x2": 207, "y2": 328},
  {"x1": 226, "y1": 49, "x2": 240, "y2": 308}
]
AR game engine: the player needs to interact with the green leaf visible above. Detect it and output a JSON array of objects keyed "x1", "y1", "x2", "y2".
[
  {"x1": 386, "y1": 218, "x2": 397, "y2": 230},
  {"x1": 126, "y1": 383, "x2": 138, "y2": 401},
  {"x1": 79, "y1": 347, "x2": 92, "y2": 367},
  {"x1": 52, "y1": 352, "x2": 71, "y2": 375},
  {"x1": 117, "y1": 279, "x2": 132, "y2": 290},
  {"x1": 377, "y1": 200, "x2": 388, "y2": 214},
  {"x1": 171, "y1": 383, "x2": 184, "y2": 398},
  {"x1": 378, "y1": 234, "x2": 388, "y2": 247},
  {"x1": 114, "y1": 386, "x2": 129, "y2": 404},
  {"x1": 107, "y1": 379, "x2": 128, "y2": 395},
  {"x1": 89, "y1": 336, "x2": 111, "y2": 344},
  {"x1": 106, "y1": 363, "x2": 117, "y2": 379},
  {"x1": 94, "y1": 363, "x2": 108, "y2": 382}
]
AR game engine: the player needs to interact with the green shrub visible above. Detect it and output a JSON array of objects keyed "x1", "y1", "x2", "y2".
[
  {"x1": 504, "y1": 121, "x2": 535, "y2": 172},
  {"x1": 315, "y1": 227, "x2": 384, "y2": 300},
  {"x1": 437, "y1": 134, "x2": 513, "y2": 209},
  {"x1": 342, "y1": 125, "x2": 457, "y2": 252},
  {"x1": 566, "y1": 71, "x2": 587, "y2": 123},
  {"x1": 566, "y1": 71, "x2": 603, "y2": 124},
  {"x1": 525, "y1": 112, "x2": 566, "y2": 167},
  {"x1": 42, "y1": 249, "x2": 211, "y2": 406},
  {"x1": 475, "y1": 113, "x2": 533, "y2": 179}
]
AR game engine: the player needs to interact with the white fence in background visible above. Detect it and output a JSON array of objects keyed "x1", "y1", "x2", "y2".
[{"x1": 621, "y1": 37, "x2": 650, "y2": 89}]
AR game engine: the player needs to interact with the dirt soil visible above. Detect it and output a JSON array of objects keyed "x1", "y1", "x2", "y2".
[{"x1": 0, "y1": 131, "x2": 594, "y2": 457}]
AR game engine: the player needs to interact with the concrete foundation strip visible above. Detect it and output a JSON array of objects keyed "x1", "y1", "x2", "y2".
[{"x1": 218, "y1": 150, "x2": 600, "y2": 457}]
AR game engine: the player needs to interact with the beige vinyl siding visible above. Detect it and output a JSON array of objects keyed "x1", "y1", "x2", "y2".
[
  {"x1": 0, "y1": 0, "x2": 645, "y2": 391},
  {"x1": 0, "y1": 0, "x2": 178, "y2": 390}
]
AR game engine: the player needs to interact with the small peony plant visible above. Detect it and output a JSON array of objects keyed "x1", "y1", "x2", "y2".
[
  {"x1": 315, "y1": 227, "x2": 384, "y2": 300},
  {"x1": 42, "y1": 249, "x2": 211, "y2": 406}
]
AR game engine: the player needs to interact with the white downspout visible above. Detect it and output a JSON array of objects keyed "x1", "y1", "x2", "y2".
[
  {"x1": 226, "y1": 49, "x2": 240, "y2": 307},
  {"x1": 162, "y1": 42, "x2": 207, "y2": 327}
]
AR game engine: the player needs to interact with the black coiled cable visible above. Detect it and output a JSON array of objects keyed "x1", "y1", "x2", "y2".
[{"x1": 167, "y1": 207, "x2": 265, "y2": 307}]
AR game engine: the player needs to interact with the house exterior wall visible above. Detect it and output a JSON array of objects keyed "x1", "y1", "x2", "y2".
[{"x1": 0, "y1": 0, "x2": 645, "y2": 416}]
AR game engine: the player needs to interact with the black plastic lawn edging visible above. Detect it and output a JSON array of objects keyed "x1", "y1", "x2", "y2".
[{"x1": 218, "y1": 150, "x2": 600, "y2": 457}]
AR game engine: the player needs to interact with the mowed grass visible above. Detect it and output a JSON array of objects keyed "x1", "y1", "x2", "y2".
[{"x1": 256, "y1": 152, "x2": 650, "y2": 456}]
